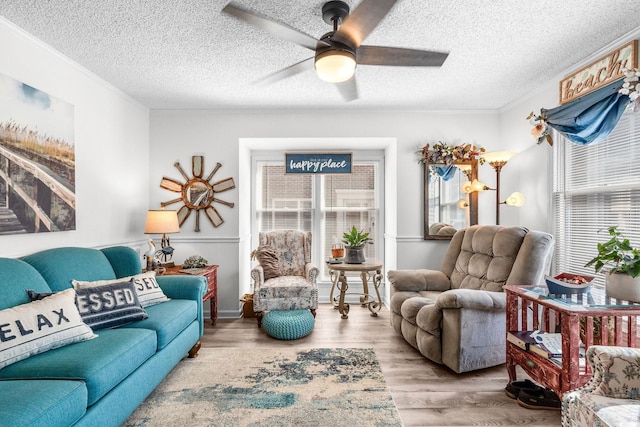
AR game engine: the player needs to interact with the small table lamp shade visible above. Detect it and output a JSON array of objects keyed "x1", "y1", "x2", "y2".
[{"x1": 144, "y1": 210, "x2": 180, "y2": 234}]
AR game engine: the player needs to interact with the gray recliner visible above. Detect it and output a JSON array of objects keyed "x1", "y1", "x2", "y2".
[{"x1": 387, "y1": 225, "x2": 554, "y2": 373}]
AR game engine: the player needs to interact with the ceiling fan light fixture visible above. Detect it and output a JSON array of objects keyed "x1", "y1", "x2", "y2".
[{"x1": 314, "y1": 50, "x2": 356, "y2": 83}]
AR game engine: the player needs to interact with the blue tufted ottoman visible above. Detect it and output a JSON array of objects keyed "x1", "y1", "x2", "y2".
[{"x1": 262, "y1": 310, "x2": 315, "y2": 340}]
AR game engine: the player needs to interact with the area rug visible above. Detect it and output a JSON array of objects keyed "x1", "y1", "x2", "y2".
[{"x1": 123, "y1": 347, "x2": 403, "y2": 427}]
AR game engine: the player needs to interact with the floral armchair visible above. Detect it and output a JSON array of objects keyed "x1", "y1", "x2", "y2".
[
  {"x1": 563, "y1": 346, "x2": 640, "y2": 427},
  {"x1": 251, "y1": 230, "x2": 319, "y2": 326}
]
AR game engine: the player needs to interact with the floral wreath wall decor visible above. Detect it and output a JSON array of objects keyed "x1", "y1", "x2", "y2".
[
  {"x1": 527, "y1": 111, "x2": 552, "y2": 146},
  {"x1": 619, "y1": 68, "x2": 640, "y2": 104},
  {"x1": 417, "y1": 142, "x2": 485, "y2": 165}
]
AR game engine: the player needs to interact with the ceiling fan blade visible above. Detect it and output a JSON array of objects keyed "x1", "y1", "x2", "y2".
[
  {"x1": 332, "y1": 0, "x2": 397, "y2": 48},
  {"x1": 222, "y1": 3, "x2": 328, "y2": 51},
  {"x1": 357, "y1": 45, "x2": 449, "y2": 66},
  {"x1": 253, "y1": 57, "x2": 315, "y2": 86},
  {"x1": 335, "y1": 77, "x2": 358, "y2": 102}
]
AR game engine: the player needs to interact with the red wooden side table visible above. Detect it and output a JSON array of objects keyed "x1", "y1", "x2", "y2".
[
  {"x1": 504, "y1": 284, "x2": 640, "y2": 396},
  {"x1": 162, "y1": 265, "x2": 218, "y2": 325}
]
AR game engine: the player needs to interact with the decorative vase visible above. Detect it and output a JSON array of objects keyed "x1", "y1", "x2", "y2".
[
  {"x1": 606, "y1": 271, "x2": 640, "y2": 303},
  {"x1": 344, "y1": 246, "x2": 365, "y2": 264}
]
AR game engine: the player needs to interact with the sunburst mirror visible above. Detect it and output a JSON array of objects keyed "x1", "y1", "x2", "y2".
[{"x1": 159, "y1": 156, "x2": 235, "y2": 231}]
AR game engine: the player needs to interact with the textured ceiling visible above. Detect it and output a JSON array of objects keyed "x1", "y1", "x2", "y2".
[{"x1": 0, "y1": 1, "x2": 638, "y2": 111}]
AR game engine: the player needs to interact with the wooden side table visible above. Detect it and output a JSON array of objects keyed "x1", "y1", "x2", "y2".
[
  {"x1": 162, "y1": 265, "x2": 218, "y2": 325},
  {"x1": 504, "y1": 285, "x2": 640, "y2": 396},
  {"x1": 327, "y1": 260, "x2": 383, "y2": 319}
]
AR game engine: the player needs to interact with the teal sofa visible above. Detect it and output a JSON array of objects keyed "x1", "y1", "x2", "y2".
[{"x1": 0, "y1": 246, "x2": 206, "y2": 426}]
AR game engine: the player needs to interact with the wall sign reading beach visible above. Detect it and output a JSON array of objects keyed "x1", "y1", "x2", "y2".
[
  {"x1": 0, "y1": 73, "x2": 76, "y2": 235},
  {"x1": 285, "y1": 153, "x2": 352, "y2": 174},
  {"x1": 559, "y1": 40, "x2": 637, "y2": 104}
]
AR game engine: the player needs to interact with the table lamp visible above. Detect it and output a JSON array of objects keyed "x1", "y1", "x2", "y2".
[{"x1": 144, "y1": 209, "x2": 180, "y2": 268}]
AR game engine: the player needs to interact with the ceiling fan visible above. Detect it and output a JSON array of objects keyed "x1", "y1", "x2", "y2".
[{"x1": 222, "y1": 0, "x2": 449, "y2": 102}]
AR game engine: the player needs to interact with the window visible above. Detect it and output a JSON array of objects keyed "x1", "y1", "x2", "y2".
[
  {"x1": 552, "y1": 108, "x2": 640, "y2": 288},
  {"x1": 254, "y1": 153, "x2": 383, "y2": 281}
]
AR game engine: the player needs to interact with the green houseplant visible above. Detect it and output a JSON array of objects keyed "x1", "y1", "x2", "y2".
[
  {"x1": 585, "y1": 226, "x2": 640, "y2": 302},
  {"x1": 342, "y1": 226, "x2": 372, "y2": 264}
]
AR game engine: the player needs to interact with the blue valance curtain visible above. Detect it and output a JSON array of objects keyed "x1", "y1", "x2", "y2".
[
  {"x1": 542, "y1": 80, "x2": 629, "y2": 145},
  {"x1": 431, "y1": 165, "x2": 458, "y2": 181}
]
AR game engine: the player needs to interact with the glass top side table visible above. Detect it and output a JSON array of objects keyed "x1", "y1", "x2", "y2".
[{"x1": 504, "y1": 284, "x2": 640, "y2": 396}]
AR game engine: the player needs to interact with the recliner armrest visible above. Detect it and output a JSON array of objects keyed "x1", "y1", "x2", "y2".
[
  {"x1": 387, "y1": 269, "x2": 450, "y2": 292},
  {"x1": 435, "y1": 289, "x2": 506, "y2": 310}
]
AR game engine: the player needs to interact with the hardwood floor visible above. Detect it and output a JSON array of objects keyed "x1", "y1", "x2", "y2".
[{"x1": 202, "y1": 304, "x2": 561, "y2": 426}]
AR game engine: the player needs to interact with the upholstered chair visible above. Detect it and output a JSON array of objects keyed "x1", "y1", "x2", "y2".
[
  {"x1": 252, "y1": 230, "x2": 319, "y2": 326},
  {"x1": 563, "y1": 346, "x2": 640, "y2": 427},
  {"x1": 387, "y1": 225, "x2": 554, "y2": 373}
]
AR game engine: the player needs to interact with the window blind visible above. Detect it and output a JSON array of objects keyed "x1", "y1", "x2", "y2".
[{"x1": 553, "y1": 108, "x2": 640, "y2": 288}]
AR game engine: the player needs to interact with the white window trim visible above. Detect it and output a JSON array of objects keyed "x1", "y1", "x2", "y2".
[{"x1": 251, "y1": 149, "x2": 385, "y2": 284}]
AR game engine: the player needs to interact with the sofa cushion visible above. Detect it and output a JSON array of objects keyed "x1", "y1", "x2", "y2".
[
  {"x1": 124, "y1": 299, "x2": 197, "y2": 350},
  {"x1": 390, "y1": 290, "x2": 441, "y2": 316},
  {"x1": 73, "y1": 271, "x2": 170, "y2": 308},
  {"x1": 0, "y1": 258, "x2": 53, "y2": 310},
  {"x1": 0, "y1": 327, "x2": 156, "y2": 406},
  {"x1": 450, "y1": 226, "x2": 526, "y2": 292},
  {"x1": 0, "y1": 379, "x2": 87, "y2": 427},
  {"x1": 0, "y1": 288, "x2": 96, "y2": 369},
  {"x1": 400, "y1": 297, "x2": 433, "y2": 326},
  {"x1": 73, "y1": 280, "x2": 149, "y2": 330},
  {"x1": 22, "y1": 247, "x2": 118, "y2": 292},
  {"x1": 100, "y1": 246, "x2": 142, "y2": 278}
]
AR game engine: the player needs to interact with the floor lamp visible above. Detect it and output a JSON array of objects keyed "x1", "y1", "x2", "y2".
[{"x1": 481, "y1": 151, "x2": 522, "y2": 225}]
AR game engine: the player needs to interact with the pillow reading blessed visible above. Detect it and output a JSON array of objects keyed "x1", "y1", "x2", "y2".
[
  {"x1": 250, "y1": 245, "x2": 281, "y2": 280},
  {"x1": 72, "y1": 280, "x2": 148, "y2": 330},
  {"x1": 0, "y1": 288, "x2": 96, "y2": 369},
  {"x1": 72, "y1": 271, "x2": 169, "y2": 308}
]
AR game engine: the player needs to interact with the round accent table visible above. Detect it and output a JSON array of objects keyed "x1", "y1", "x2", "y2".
[
  {"x1": 327, "y1": 260, "x2": 383, "y2": 319},
  {"x1": 262, "y1": 310, "x2": 315, "y2": 340}
]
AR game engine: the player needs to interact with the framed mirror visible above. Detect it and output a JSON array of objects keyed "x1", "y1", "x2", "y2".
[
  {"x1": 159, "y1": 156, "x2": 236, "y2": 231},
  {"x1": 423, "y1": 160, "x2": 478, "y2": 240}
]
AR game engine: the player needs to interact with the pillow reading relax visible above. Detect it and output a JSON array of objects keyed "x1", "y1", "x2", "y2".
[
  {"x1": 250, "y1": 245, "x2": 281, "y2": 280},
  {"x1": 0, "y1": 288, "x2": 96, "y2": 369},
  {"x1": 72, "y1": 271, "x2": 169, "y2": 307}
]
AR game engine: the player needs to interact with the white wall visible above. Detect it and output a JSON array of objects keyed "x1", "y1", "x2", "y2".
[
  {"x1": 498, "y1": 84, "x2": 557, "y2": 233},
  {"x1": 150, "y1": 110, "x2": 506, "y2": 316},
  {"x1": 0, "y1": 18, "x2": 150, "y2": 257}
]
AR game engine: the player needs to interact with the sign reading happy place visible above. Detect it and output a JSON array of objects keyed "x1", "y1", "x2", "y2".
[{"x1": 285, "y1": 153, "x2": 352, "y2": 174}]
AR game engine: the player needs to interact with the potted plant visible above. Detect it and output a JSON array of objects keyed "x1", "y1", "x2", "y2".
[
  {"x1": 585, "y1": 226, "x2": 640, "y2": 302},
  {"x1": 342, "y1": 226, "x2": 372, "y2": 264}
]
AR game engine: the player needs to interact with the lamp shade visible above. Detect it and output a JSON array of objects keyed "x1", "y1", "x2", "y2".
[
  {"x1": 470, "y1": 179, "x2": 488, "y2": 192},
  {"x1": 482, "y1": 151, "x2": 517, "y2": 164},
  {"x1": 144, "y1": 210, "x2": 180, "y2": 234},
  {"x1": 505, "y1": 192, "x2": 525, "y2": 207},
  {"x1": 315, "y1": 50, "x2": 356, "y2": 83}
]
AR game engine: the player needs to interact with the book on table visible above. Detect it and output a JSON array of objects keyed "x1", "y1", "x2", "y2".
[
  {"x1": 506, "y1": 330, "x2": 537, "y2": 350},
  {"x1": 509, "y1": 330, "x2": 586, "y2": 362},
  {"x1": 507, "y1": 331, "x2": 565, "y2": 358}
]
